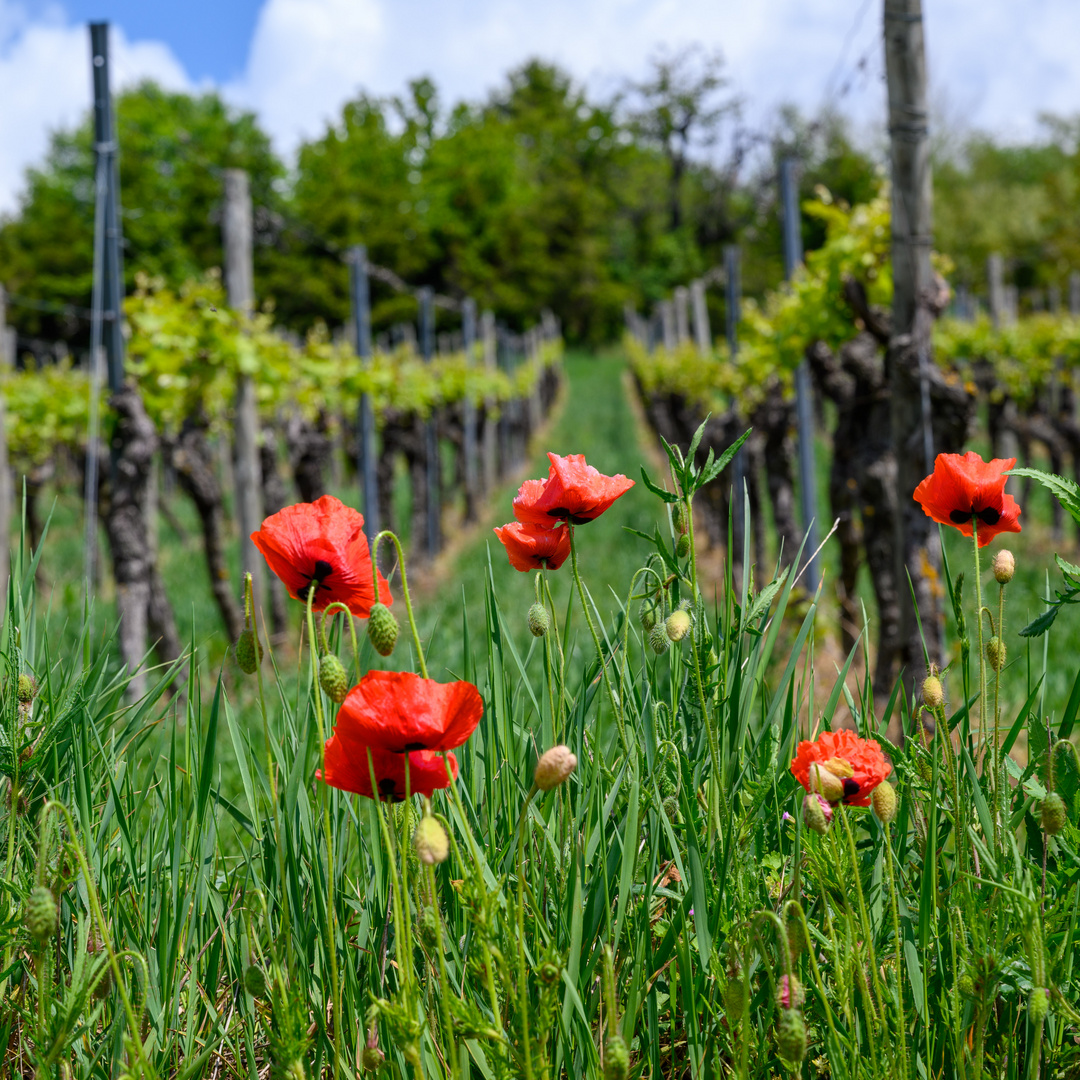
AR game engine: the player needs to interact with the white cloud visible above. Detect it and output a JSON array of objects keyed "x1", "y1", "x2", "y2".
[
  {"x1": 226, "y1": 0, "x2": 383, "y2": 151},
  {"x1": 0, "y1": 0, "x2": 190, "y2": 215}
]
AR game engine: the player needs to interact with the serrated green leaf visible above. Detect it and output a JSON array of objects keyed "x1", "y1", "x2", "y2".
[
  {"x1": 638, "y1": 466, "x2": 679, "y2": 503},
  {"x1": 1010, "y1": 466, "x2": 1080, "y2": 524},
  {"x1": 1020, "y1": 606, "x2": 1060, "y2": 638}
]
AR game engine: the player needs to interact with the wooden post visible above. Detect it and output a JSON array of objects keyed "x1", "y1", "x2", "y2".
[
  {"x1": 349, "y1": 245, "x2": 379, "y2": 540},
  {"x1": 461, "y1": 298, "x2": 479, "y2": 521},
  {"x1": 1069, "y1": 271, "x2": 1080, "y2": 315},
  {"x1": 481, "y1": 310, "x2": 497, "y2": 491},
  {"x1": 780, "y1": 158, "x2": 819, "y2": 590},
  {"x1": 0, "y1": 287, "x2": 10, "y2": 595},
  {"x1": 418, "y1": 287, "x2": 440, "y2": 556},
  {"x1": 987, "y1": 253, "x2": 1005, "y2": 327},
  {"x1": 673, "y1": 286, "x2": 690, "y2": 344},
  {"x1": 660, "y1": 300, "x2": 677, "y2": 351},
  {"x1": 223, "y1": 168, "x2": 264, "y2": 610},
  {"x1": 690, "y1": 279, "x2": 711, "y2": 354},
  {"x1": 885, "y1": 0, "x2": 944, "y2": 682},
  {"x1": 724, "y1": 247, "x2": 746, "y2": 566}
]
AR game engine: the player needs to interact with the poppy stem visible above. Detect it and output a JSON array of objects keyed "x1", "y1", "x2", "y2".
[
  {"x1": 971, "y1": 521, "x2": 997, "y2": 852},
  {"x1": 568, "y1": 526, "x2": 628, "y2": 753},
  {"x1": 305, "y1": 588, "x2": 343, "y2": 1080},
  {"x1": 542, "y1": 571, "x2": 567, "y2": 740},
  {"x1": 515, "y1": 787, "x2": 537, "y2": 1080},
  {"x1": 372, "y1": 530, "x2": 428, "y2": 679},
  {"x1": 322, "y1": 602, "x2": 361, "y2": 674},
  {"x1": 883, "y1": 821, "x2": 909, "y2": 1080}
]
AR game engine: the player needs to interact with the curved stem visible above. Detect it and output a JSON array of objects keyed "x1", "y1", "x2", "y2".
[
  {"x1": 373, "y1": 530, "x2": 427, "y2": 679},
  {"x1": 305, "y1": 590, "x2": 342, "y2": 1080},
  {"x1": 322, "y1": 601, "x2": 362, "y2": 674}
]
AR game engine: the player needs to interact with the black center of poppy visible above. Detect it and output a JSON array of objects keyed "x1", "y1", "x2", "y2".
[
  {"x1": 298, "y1": 559, "x2": 334, "y2": 601},
  {"x1": 378, "y1": 778, "x2": 397, "y2": 795},
  {"x1": 841, "y1": 777, "x2": 861, "y2": 803},
  {"x1": 949, "y1": 506, "x2": 1001, "y2": 526},
  {"x1": 402, "y1": 741, "x2": 427, "y2": 752},
  {"x1": 546, "y1": 507, "x2": 592, "y2": 525}
]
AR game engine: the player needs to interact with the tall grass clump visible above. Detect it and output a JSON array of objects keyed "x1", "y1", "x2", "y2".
[{"x1": 1, "y1": 425, "x2": 1079, "y2": 1079}]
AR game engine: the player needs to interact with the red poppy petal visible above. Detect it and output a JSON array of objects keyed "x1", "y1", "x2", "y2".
[{"x1": 319, "y1": 740, "x2": 457, "y2": 800}]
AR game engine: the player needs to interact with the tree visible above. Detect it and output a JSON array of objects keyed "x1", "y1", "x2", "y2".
[
  {"x1": 0, "y1": 82, "x2": 282, "y2": 343},
  {"x1": 627, "y1": 46, "x2": 740, "y2": 233}
]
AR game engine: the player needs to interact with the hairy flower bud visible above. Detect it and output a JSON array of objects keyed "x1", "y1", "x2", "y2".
[
  {"x1": 778, "y1": 974, "x2": 805, "y2": 1009},
  {"x1": 723, "y1": 976, "x2": 745, "y2": 1020},
  {"x1": 527, "y1": 602, "x2": 550, "y2": 637},
  {"x1": 535, "y1": 745, "x2": 577, "y2": 791},
  {"x1": 235, "y1": 629, "x2": 262, "y2": 674},
  {"x1": 361, "y1": 1045, "x2": 385, "y2": 1072},
  {"x1": 776, "y1": 1008, "x2": 807, "y2": 1064},
  {"x1": 986, "y1": 636, "x2": 1006, "y2": 672},
  {"x1": 25, "y1": 886, "x2": 57, "y2": 945},
  {"x1": 1028, "y1": 986, "x2": 1050, "y2": 1025},
  {"x1": 243, "y1": 964, "x2": 268, "y2": 998},
  {"x1": 993, "y1": 549, "x2": 1015, "y2": 584},
  {"x1": 1041, "y1": 792, "x2": 1067, "y2": 836},
  {"x1": 414, "y1": 814, "x2": 450, "y2": 865},
  {"x1": 318, "y1": 653, "x2": 349, "y2": 704},
  {"x1": 802, "y1": 792, "x2": 832, "y2": 835},
  {"x1": 676, "y1": 533, "x2": 691, "y2": 558},
  {"x1": 673, "y1": 504, "x2": 690, "y2": 536},
  {"x1": 648, "y1": 623, "x2": 670, "y2": 655},
  {"x1": 367, "y1": 602, "x2": 399, "y2": 657},
  {"x1": 638, "y1": 596, "x2": 659, "y2": 631},
  {"x1": 603, "y1": 1033, "x2": 630, "y2": 1080},
  {"x1": 665, "y1": 609, "x2": 692, "y2": 642},
  {"x1": 871, "y1": 781, "x2": 898, "y2": 824},
  {"x1": 808, "y1": 763, "x2": 845, "y2": 804},
  {"x1": 17, "y1": 673, "x2": 35, "y2": 704},
  {"x1": 922, "y1": 673, "x2": 944, "y2": 709}
]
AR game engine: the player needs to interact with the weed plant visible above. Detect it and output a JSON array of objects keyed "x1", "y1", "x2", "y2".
[{"x1": 2, "y1": 422, "x2": 1080, "y2": 1080}]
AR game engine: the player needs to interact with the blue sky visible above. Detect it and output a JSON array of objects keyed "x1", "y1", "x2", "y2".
[{"x1": 2, "y1": 0, "x2": 1080, "y2": 214}]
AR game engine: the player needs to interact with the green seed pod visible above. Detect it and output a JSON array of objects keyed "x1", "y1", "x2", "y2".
[
  {"x1": 676, "y1": 533, "x2": 691, "y2": 558},
  {"x1": 25, "y1": 886, "x2": 57, "y2": 945},
  {"x1": 367, "y1": 602, "x2": 399, "y2": 657},
  {"x1": 986, "y1": 636, "x2": 1006, "y2": 672},
  {"x1": 1028, "y1": 986, "x2": 1050, "y2": 1025},
  {"x1": 603, "y1": 1033, "x2": 630, "y2": 1080},
  {"x1": 17, "y1": 673, "x2": 35, "y2": 704},
  {"x1": 665, "y1": 609, "x2": 692, "y2": 642},
  {"x1": 1041, "y1": 792, "x2": 1067, "y2": 836},
  {"x1": 723, "y1": 977, "x2": 745, "y2": 1021},
  {"x1": 527, "y1": 602, "x2": 550, "y2": 637},
  {"x1": 414, "y1": 815, "x2": 450, "y2": 865},
  {"x1": 648, "y1": 623, "x2": 670, "y2": 655},
  {"x1": 318, "y1": 653, "x2": 349, "y2": 705},
  {"x1": 922, "y1": 673, "x2": 944, "y2": 709},
  {"x1": 871, "y1": 781, "x2": 898, "y2": 824},
  {"x1": 776, "y1": 1008, "x2": 807, "y2": 1065},
  {"x1": 243, "y1": 964, "x2": 268, "y2": 998},
  {"x1": 235, "y1": 629, "x2": 261, "y2": 674}
]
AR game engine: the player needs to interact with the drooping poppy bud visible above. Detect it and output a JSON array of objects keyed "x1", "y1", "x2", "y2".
[
  {"x1": 639, "y1": 596, "x2": 660, "y2": 631},
  {"x1": 778, "y1": 974, "x2": 805, "y2": 1009},
  {"x1": 319, "y1": 654, "x2": 349, "y2": 704},
  {"x1": 666, "y1": 609, "x2": 692, "y2": 642},
  {"x1": 367, "y1": 602, "x2": 399, "y2": 657},
  {"x1": 986, "y1": 636, "x2": 1006, "y2": 672},
  {"x1": 603, "y1": 1033, "x2": 629, "y2": 1080},
  {"x1": 723, "y1": 976, "x2": 745, "y2": 1020},
  {"x1": 648, "y1": 624, "x2": 670, "y2": 655},
  {"x1": 25, "y1": 886, "x2": 57, "y2": 945},
  {"x1": 871, "y1": 780, "x2": 898, "y2": 824},
  {"x1": 528, "y1": 603, "x2": 550, "y2": 637},
  {"x1": 993, "y1": 549, "x2": 1015, "y2": 584},
  {"x1": 808, "y1": 763, "x2": 845, "y2": 804},
  {"x1": 676, "y1": 533, "x2": 691, "y2": 558},
  {"x1": 802, "y1": 792, "x2": 832, "y2": 835},
  {"x1": 243, "y1": 964, "x2": 268, "y2": 998},
  {"x1": 414, "y1": 815, "x2": 450, "y2": 865},
  {"x1": 235, "y1": 629, "x2": 262, "y2": 674},
  {"x1": 1028, "y1": 986, "x2": 1050, "y2": 1025},
  {"x1": 1041, "y1": 792, "x2": 1067, "y2": 836},
  {"x1": 17, "y1": 674, "x2": 36, "y2": 704},
  {"x1": 922, "y1": 674, "x2": 944, "y2": 709},
  {"x1": 673, "y1": 504, "x2": 690, "y2": 536},
  {"x1": 776, "y1": 1008, "x2": 807, "y2": 1064},
  {"x1": 535, "y1": 745, "x2": 577, "y2": 791}
]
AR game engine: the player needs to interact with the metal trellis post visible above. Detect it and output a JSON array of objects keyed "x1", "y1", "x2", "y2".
[
  {"x1": 350, "y1": 245, "x2": 379, "y2": 541},
  {"x1": 419, "y1": 287, "x2": 440, "y2": 557},
  {"x1": 461, "y1": 298, "x2": 479, "y2": 521}
]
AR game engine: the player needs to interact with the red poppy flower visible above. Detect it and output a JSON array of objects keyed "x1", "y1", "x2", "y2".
[
  {"x1": 913, "y1": 452, "x2": 1022, "y2": 548},
  {"x1": 493, "y1": 521, "x2": 571, "y2": 571},
  {"x1": 251, "y1": 495, "x2": 392, "y2": 617},
  {"x1": 790, "y1": 728, "x2": 891, "y2": 807},
  {"x1": 318, "y1": 739, "x2": 456, "y2": 801},
  {"x1": 512, "y1": 453, "x2": 635, "y2": 527},
  {"x1": 334, "y1": 670, "x2": 483, "y2": 753}
]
